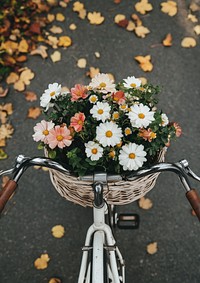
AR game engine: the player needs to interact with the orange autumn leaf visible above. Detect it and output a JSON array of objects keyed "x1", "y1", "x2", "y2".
[
  {"x1": 138, "y1": 196, "x2": 153, "y2": 209},
  {"x1": 135, "y1": 55, "x2": 153, "y2": 72},
  {"x1": 27, "y1": 107, "x2": 41, "y2": 119},
  {"x1": 56, "y1": 13, "x2": 65, "y2": 22},
  {"x1": 24, "y1": 91, "x2": 37, "y2": 102},
  {"x1": 58, "y1": 36, "x2": 72, "y2": 47},
  {"x1": 162, "y1": 33, "x2": 173, "y2": 46},
  {"x1": 87, "y1": 12, "x2": 105, "y2": 25},
  {"x1": 51, "y1": 225, "x2": 65, "y2": 238},
  {"x1": 0, "y1": 103, "x2": 13, "y2": 115},
  {"x1": 14, "y1": 80, "x2": 25, "y2": 92},
  {"x1": 147, "y1": 242, "x2": 158, "y2": 255},
  {"x1": 114, "y1": 14, "x2": 126, "y2": 24},
  {"x1": 34, "y1": 253, "x2": 50, "y2": 270},
  {"x1": 1, "y1": 41, "x2": 18, "y2": 55},
  {"x1": 135, "y1": 0, "x2": 153, "y2": 15},
  {"x1": 18, "y1": 39, "x2": 29, "y2": 53},
  {"x1": 49, "y1": 278, "x2": 62, "y2": 283},
  {"x1": 6, "y1": 72, "x2": 19, "y2": 84},
  {"x1": 161, "y1": 0, "x2": 177, "y2": 16},
  {"x1": 73, "y1": 1, "x2": 84, "y2": 12},
  {"x1": 0, "y1": 124, "x2": 14, "y2": 140}
]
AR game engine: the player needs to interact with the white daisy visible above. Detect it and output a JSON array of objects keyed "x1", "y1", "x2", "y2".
[
  {"x1": 89, "y1": 94, "x2": 98, "y2": 104},
  {"x1": 124, "y1": 127, "x2": 132, "y2": 136},
  {"x1": 89, "y1": 73, "x2": 116, "y2": 94},
  {"x1": 40, "y1": 83, "x2": 61, "y2": 111},
  {"x1": 123, "y1": 76, "x2": 141, "y2": 89},
  {"x1": 119, "y1": 104, "x2": 128, "y2": 112},
  {"x1": 128, "y1": 103, "x2": 155, "y2": 128},
  {"x1": 160, "y1": 113, "x2": 169, "y2": 126},
  {"x1": 119, "y1": 143, "x2": 147, "y2": 171},
  {"x1": 90, "y1": 101, "x2": 111, "y2": 122},
  {"x1": 85, "y1": 141, "x2": 103, "y2": 161},
  {"x1": 96, "y1": 121, "x2": 123, "y2": 147}
]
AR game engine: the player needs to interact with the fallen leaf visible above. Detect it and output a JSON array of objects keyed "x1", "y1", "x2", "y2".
[
  {"x1": 49, "y1": 25, "x2": 63, "y2": 34},
  {"x1": 147, "y1": 242, "x2": 157, "y2": 255},
  {"x1": 47, "y1": 14, "x2": 55, "y2": 22},
  {"x1": 18, "y1": 39, "x2": 29, "y2": 53},
  {"x1": 0, "y1": 149, "x2": 8, "y2": 160},
  {"x1": 187, "y1": 14, "x2": 198, "y2": 23},
  {"x1": 49, "y1": 278, "x2": 62, "y2": 283},
  {"x1": 0, "y1": 103, "x2": 13, "y2": 115},
  {"x1": 135, "y1": 55, "x2": 153, "y2": 72},
  {"x1": 189, "y1": 3, "x2": 200, "y2": 12},
  {"x1": 16, "y1": 55, "x2": 27, "y2": 62},
  {"x1": 181, "y1": 37, "x2": 196, "y2": 48},
  {"x1": 58, "y1": 36, "x2": 72, "y2": 47},
  {"x1": 20, "y1": 69, "x2": 35, "y2": 85},
  {"x1": 27, "y1": 107, "x2": 41, "y2": 119},
  {"x1": 24, "y1": 91, "x2": 37, "y2": 102},
  {"x1": 51, "y1": 225, "x2": 65, "y2": 238},
  {"x1": 86, "y1": 67, "x2": 100, "y2": 78},
  {"x1": 14, "y1": 80, "x2": 25, "y2": 92},
  {"x1": 69, "y1": 23, "x2": 77, "y2": 30},
  {"x1": 0, "y1": 112, "x2": 7, "y2": 124},
  {"x1": 94, "y1": 52, "x2": 100, "y2": 58},
  {"x1": 78, "y1": 9, "x2": 87, "y2": 19},
  {"x1": 161, "y1": 0, "x2": 177, "y2": 16},
  {"x1": 0, "y1": 86, "x2": 9, "y2": 97},
  {"x1": 0, "y1": 139, "x2": 6, "y2": 147},
  {"x1": 135, "y1": 25, "x2": 150, "y2": 38},
  {"x1": 107, "y1": 73, "x2": 115, "y2": 82},
  {"x1": 126, "y1": 21, "x2": 136, "y2": 31},
  {"x1": 56, "y1": 13, "x2": 65, "y2": 22},
  {"x1": 114, "y1": 14, "x2": 126, "y2": 24},
  {"x1": 194, "y1": 25, "x2": 200, "y2": 35},
  {"x1": 30, "y1": 45, "x2": 48, "y2": 59},
  {"x1": 73, "y1": 1, "x2": 84, "y2": 12},
  {"x1": 87, "y1": 12, "x2": 105, "y2": 25},
  {"x1": 162, "y1": 33, "x2": 173, "y2": 46},
  {"x1": 34, "y1": 253, "x2": 50, "y2": 270},
  {"x1": 61, "y1": 86, "x2": 70, "y2": 93},
  {"x1": 135, "y1": 0, "x2": 153, "y2": 15},
  {"x1": 48, "y1": 35, "x2": 59, "y2": 49},
  {"x1": 6, "y1": 72, "x2": 19, "y2": 84},
  {"x1": 139, "y1": 77, "x2": 147, "y2": 85},
  {"x1": 60, "y1": 1, "x2": 68, "y2": 8},
  {"x1": 77, "y1": 58, "x2": 87, "y2": 68},
  {"x1": 50, "y1": 51, "x2": 61, "y2": 62},
  {"x1": 138, "y1": 196, "x2": 153, "y2": 209},
  {"x1": 117, "y1": 19, "x2": 129, "y2": 28},
  {"x1": 0, "y1": 124, "x2": 14, "y2": 139},
  {"x1": 131, "y1": 14, "x2": 142, "y2": 26}
]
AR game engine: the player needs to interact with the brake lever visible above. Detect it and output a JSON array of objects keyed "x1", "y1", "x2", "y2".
[
  {"x1": 0, "y1": 155, "x2": 30, "y2": 179},
  {"x1": 179, "y1": 159, "x2": 200, "y2": 182}
]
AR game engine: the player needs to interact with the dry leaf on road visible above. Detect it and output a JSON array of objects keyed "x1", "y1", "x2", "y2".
[
  {"x1": 73, "y1": 1, "x2": 84, "y2": 12},
  {"x1": 147, "y1": 242, "x2": 158, "y2": 255},
  {"x1": 50, "y1": 50, "x2": 61, "y2": 62},
  {"x1": 49, "y1": 278, "x2": 62, "y2": 283},
  {"x1": 24, "y1": 91, "x2": 37, "y2": 102},
  {"x1": 87, "y1": 12, "x2": 105, "y2": 25},
  {"x1": 30, "y1": 45, "x2": 48, "y2": 59},
  {"x1": 162, "y1": 33, "x2": 173, "y2": 46},
  {"x1": 56, "y1": 13, "x2": 65, "y2": 22},
  {"x1": 135, "y1": 0, "x2": 153, "y2": 15},
  {"x1": 51, "y1": 225, "x2": 65, "y2": 238},
  {"x1": 49, "y1": 25, "x2": 63, "y2": 34},
  {"x1": 86, "y1": 67, "x2": 100, "y2": 78},
  {"x1": 18, "y1": 39, "x2": 29, "y2": 53},
  {"x1": 135, "y1": 26, "x2": 150, "y2": 38},
  {"x1": 135, "y1": 55, "x2": 153, "y2": 72},
  {"x1": 27, "y1": 107, "x2": 41, "y2": 119},
  {"x1": 0, "y1": 86, "x2": 9, "y2": 97},
  {"x1": 114, "y1": 14, "x2": 126, "y2": 24},
  {"x1": 34, "y1": 253, "x2": 50, "y2": 270},
  {"x1": 181, "y1": 37, "x2": 196, "y2": 48},
  {"x1": 69, "y1": 23, "x2": 77, "y2": 30},
  {"x1": 138, "y1": 196, "x2": 153, "y2": 209},
  {"x1": 6, "y1": 72, "x2": 19, "y2": 84},
  {"x1": 194, "y1": 25, "x2": 200, "y2": 35},
  {"x1": 161, "y1": 0, "x2": 177, "y2": 16},
  {"x1": 77, "y1": 58, "x2": 87, "y2": 68},
  {"x1": 58, "y1": 36, "x2": 72, "y2": 47}
]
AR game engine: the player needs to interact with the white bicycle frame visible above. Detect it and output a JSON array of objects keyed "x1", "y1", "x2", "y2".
[{"x1": 78, "y1": 201, "x2": 125, "y2": 283}]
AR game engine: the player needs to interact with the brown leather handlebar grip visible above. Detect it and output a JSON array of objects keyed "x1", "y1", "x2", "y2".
[
  {"x1": 186, "y1": 189, "x2": 200, "y2": 222},
  {"x1": 0, "y1": 180, "x2": 18, "y2": 213}
]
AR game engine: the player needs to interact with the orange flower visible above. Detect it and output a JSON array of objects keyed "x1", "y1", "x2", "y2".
[
  {"x1": 112, "y1": 90, "x2": 126, "y2": 105},
  {"x1": 139, "y1": 128, "x2": 156, "y2": 142},
  {"x1": 70, "y1": 112, "x2": 85, "y2": 132},
  {"x1": 172, "y1": 122, "x2": 182, "y2": 137},
  {"x1": 71, "y1": 84, "x2": 88, "y2": 101}
]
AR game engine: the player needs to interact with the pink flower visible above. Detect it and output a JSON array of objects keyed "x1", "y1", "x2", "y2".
[
  {"x1": 70, "y1": 84, "x2": 88, "y2": 101},
  {"x1": 32, "y1": 120, "x2": 55, "y2": 143},
  {"x1": 138, "y1": 128, "x2": 157, "y2": 142},
  {"x1": 112, "y1": 91, "x2": 126, "y2": 105},
  {"x1": 47, "y1": 125, "x2": 72, "y2": 149},
  {"x1": 70, "y1": 112, "x2": 85, "y2": 132},
  {"x1": 173, "y1": 122, "x2": 182, "y2": 137}
]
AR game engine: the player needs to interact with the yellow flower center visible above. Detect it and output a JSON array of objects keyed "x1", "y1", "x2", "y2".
[
  {"x1": 140, "y1": 87, "x2": 145, "y2": 91},
  {"x1": 129, "y1": 153, "x2": 136, "y2": 159},
  {"x1": 116, "y1": 141, "x2": 122, "y2": 148},
  {"x1": 50, "y1": 91, "x2": 56, "y2": 97},
  {"x1": 99, "y1": 82, "x2": 106, "y2": 88},
  {"x1": 57, "y1": 135, "x2": 63, "y2": 141},
  {"x1": 150, "y1": 132, "x2": 156, "y2": 139},
  {"x1": 138, "y1": 113, "x2": 145, "y2": 119},
  {"x1": 113, "y1": 112, "x2": 119, "y2": 119},
  {"x1": 43, "y1": 130, "x2": 49, "y2": 136},
  {"x1": 106, "y1": 130, "x2": 113, "y2": 138},
  {"x1": 90, "y1": 96, "x2": 97, "y2": 103},
  {"x1": 98, "y1": 109, "x2": 104, "y2": 115},
  {"x1": 130, "y1": 83, "x2": 136, "y2": 88},
  {"x1": 125, "y1": 128, "x2": 131, "y2": 135},
  {"x1": 78, "y1": 120, "x2": 83, "y2": 125},
  {"x1": 109, "y1": 150, "x2": 115, "y2": 158},
  {"x1": 121, "y1": 104, "x2": 126, "y2": 109},
  {"x1": 92, "y1": 148, "x2": 98, "y2": 154}
]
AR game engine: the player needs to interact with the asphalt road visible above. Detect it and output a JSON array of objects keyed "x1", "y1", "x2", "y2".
[{"x1": 0, "y1": 1, "x2": 200, "y2": 282}]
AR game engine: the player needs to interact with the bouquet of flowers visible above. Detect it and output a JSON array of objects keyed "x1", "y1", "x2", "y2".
[{"x1": 33, "y1": 73, "x2": 181, "y2": 176}]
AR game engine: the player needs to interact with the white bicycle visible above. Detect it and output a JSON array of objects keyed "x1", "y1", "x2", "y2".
[{"x1": 1, "y1": 155, "x2": 200, "y2": 282}]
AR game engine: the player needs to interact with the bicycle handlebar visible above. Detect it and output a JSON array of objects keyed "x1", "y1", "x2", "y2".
[{"x1": 1, "y1": 155, "x2": 200, "y2": 221}]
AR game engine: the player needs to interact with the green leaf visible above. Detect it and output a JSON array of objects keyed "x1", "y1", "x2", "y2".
[{"x1": 48, "y1": 150, "x2": 57, "y2": 159}]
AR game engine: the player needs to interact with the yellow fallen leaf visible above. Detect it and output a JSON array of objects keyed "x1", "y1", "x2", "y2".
[
  {"x1": 51, "y1": 225, "x2": 65, "y2": 238},
  {"x1": 135, "y1": 26, "x2": 150, "y2": 38},
  {"x1": 49, "y1": 278, "x2": 62, "y2": 283},
  {"x1": 147, "y1": 242, "x2": 158, "y2": 255},
  {"x1": 27, "y1": 107, "x2": 41, "y2": 119},
  {"x1": 138, "y1": 196, "x2": 153, "y2": 209},
  {"x1": 69, "y1": 23, "x2": 77, "y2": 30},
  {"x1": 58, "y1": 36, "x2": 72, "y2": 47},
  {"x1": 114, "y1": 14, "x2": 126, "y2": 24},
  {"x1": 56, "y1": 13, "x2": 65, "y2": 22},
  {"x1": 126, "y1": 21, "x2": 136, "y2": 31},
  {"x1": 189, "y1": 3, "x2": 200, "y2": 12},
  {"x1": 187, "y1": 13, "x2": 198, "y2": 23},
  {"x1": 59, "y1": 1, "x2": 68, "y2": 8},
  {"x1": 6, "y1": 72, "x2": 19, "y2": 84},
  {"x1": 94, "y1": 52, "x2": 100, "y2": 58},
  {"x1": 20, "y1": 69, "x2": 35, "y2": 85},
  {"x1": 135, "y1": 55, "x2": 153, "y2": 72},
  {"x1": 194, "y1": 25, "x2": 200, "y2": 35},
  {"x1": 18, "y1": 39, "x2": 29, "y2": 53},
  {"x1": 73, "y1": 1, "x2": 84, "y2": 12},
  {"x1": 14, "y1": 80, "x2": 25, "y2": 92},
  {"x1": 0, "y1": 86, "x2": 8, "y2": 98},
  {"x1": 77, "y1": 58, "x2": 87, "y2": 68},
  {"x1": 86, "y1": 67, "x2": 100, "y2": 78},
  {"x1": 47, "y1": 35, "x2": 59, "y2": 49},
  {"x1": 131, "y1": 14, "x2": 142, "y2": 26},
  {"x1": 47, "y1": 13, "x2": 55, "y2": 22},
  {"x1": 50, "y1": 51, "x2": 61, "y2": 62},
  {"x1": 49, "y1": 25, "x2": 63, "y2": 34},
  {"x1": 181, "y1": 37, "x2": 196, "y2": 48},
  {"x1": 135, "y1": 0, "x2": 153, "y2": 15},
  {"x1": 79, "y1": 9, "x2": 87, "y2": 19},
  {"x1": 0, "y1": 103, "x2": 13, "y2": 115},
  {"x1": 34, "y1": 253, "x2": 50, "y2": 270},
  {"x1": 87, "y1": 12, "x2": 105, "y2": 25},
  {"x1": 0, "y1": 149, "x2": 8, "y2": 160},
  {"x1": 30, "y1": 45, "x2": 48, "y2": 59},
  {"x1": 0, "y1": 124, "x2": 14, "y2": 140},
  {"x1": 1, "y1": 41, "x2": 18, "y2": 55},
  {"x1": 161, "y1": 1, "x2": 177, "y2": 16},
  {"x1": 24, "y1": 91, "x2": 37, "y2": 102},
  {"x1": 162, "y1": 33, "x2": 173, "y2": 46}
]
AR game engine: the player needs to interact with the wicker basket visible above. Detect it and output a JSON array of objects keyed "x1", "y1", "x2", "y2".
[{"x1": 47, "y1": 147, "x2": 167, "y2": 207}]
